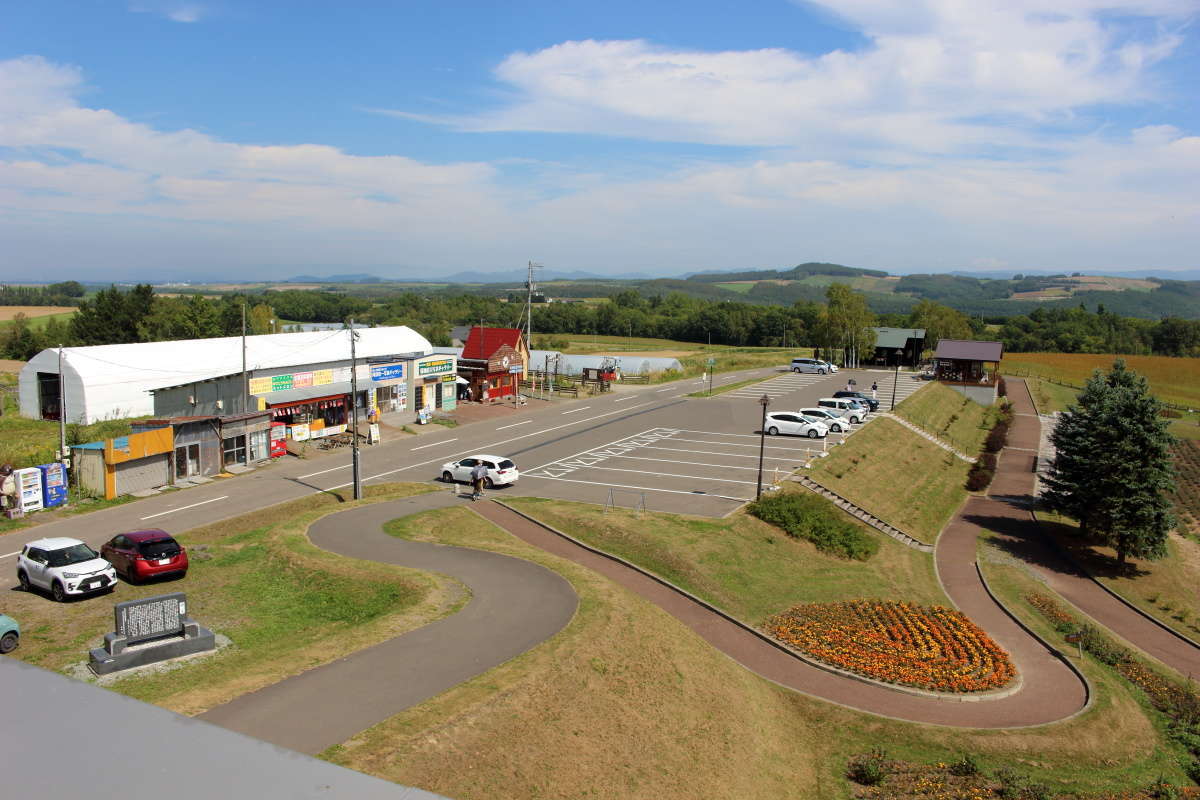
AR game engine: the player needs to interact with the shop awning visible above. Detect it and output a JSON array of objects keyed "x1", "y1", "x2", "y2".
[{"x1": 254, "y1": 381, "x2": 353, "y2": 406}]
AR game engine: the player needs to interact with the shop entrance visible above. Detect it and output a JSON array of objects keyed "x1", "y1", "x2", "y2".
[{"x1": 175, "y1": 444, "x2": 200, "y2": 479}]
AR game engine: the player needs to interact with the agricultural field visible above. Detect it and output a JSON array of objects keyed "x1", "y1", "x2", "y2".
[
  {"x1": 1001, "y1": 352, "x2": 1200, "y2": 410},
  {"x1": 1173, "y1": 440, "x2": 1200, "y2": 538},
  {"x1": 714, "y1": 281, "x2": 755, "y2": 293},
  {"x1": 0, "y1": 306, "x2": 76, "y2": 331}
]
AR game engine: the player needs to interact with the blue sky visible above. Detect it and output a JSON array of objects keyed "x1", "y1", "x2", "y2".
[{"x1": 1, "y1": 1, "x2": 1197, "y2": 281}]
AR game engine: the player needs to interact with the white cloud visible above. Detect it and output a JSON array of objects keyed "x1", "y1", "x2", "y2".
[
  {"x1": 0, "y1": 48, "x2": 1197, "y2": 278},
  {"x1": 129, "y1": 2, "x2": 205, "y2": 23},
  {"x1": 405, "y1": 0, "x2": 1191, "y2": 158}
]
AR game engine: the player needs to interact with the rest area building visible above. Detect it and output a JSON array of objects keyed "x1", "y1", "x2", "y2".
[{"x1": 19, "y1": 327, "x2": 439, "y2": 426}]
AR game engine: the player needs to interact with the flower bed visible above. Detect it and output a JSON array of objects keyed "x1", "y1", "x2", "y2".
[{"x1": 764, "y1": 600, "x2": 1015, "y2": 692}]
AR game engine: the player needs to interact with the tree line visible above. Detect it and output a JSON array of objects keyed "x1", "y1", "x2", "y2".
[
  {"x1": 4, "y1": 283, "x2": 1200, "y2": 363},
  {"x1": 0, "y1": 282, "x2": 87, "y2": 306}
]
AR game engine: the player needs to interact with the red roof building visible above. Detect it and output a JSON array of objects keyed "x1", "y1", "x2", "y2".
[{"x1": 458, "y1": 327, "x2": 529, "y2": 402}]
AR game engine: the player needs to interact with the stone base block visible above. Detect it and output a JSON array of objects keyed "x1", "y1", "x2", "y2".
[{"x1": 88, "y1": 626, "x2": 216, "y2": 675}]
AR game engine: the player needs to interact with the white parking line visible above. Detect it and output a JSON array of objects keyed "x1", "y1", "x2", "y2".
[
  {"x1": 640, "y1": 444, "x2": 802, "y2": 461},
  {"x1": 140, "y1": 495, "x2": 229, "y2": 521},
  {"x1": 665, "y1": 435, "x2": 821, "y2": 451},
  {"x1": 496, "y1": 420, "x2": 532, "y2": 430},
  {"x1": 561, "y1": 406, "x2": 592, "y2": 415},
  {"x1": 551, "y1": 465, "x2": 758, "y2": 486},
  {"x1": 609, "y1": 454, "x2": 764, "y2": 471},
  {"x1": 411, "y1": 438, "x2": 457, "y2": 451},
  {"x1": 522, "y1": 474, "x2": 750, "y2": 502}
]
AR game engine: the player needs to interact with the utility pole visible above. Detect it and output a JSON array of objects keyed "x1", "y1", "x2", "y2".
[
  {"x1": 349, "y1": 319, "x2": 362, "y2": 500},
  {"x1": 524, "y1": 260, "x2": 542, "y2": 354},
  {"x1": 890, "y1": 361, "x2": 900, "y2": 411},
  {"x1": 57, "y1": 346, "x2": 67, "y2": 464},
  {"x1": 241, "y1": 303, "x2": 248, "y2": 413}
]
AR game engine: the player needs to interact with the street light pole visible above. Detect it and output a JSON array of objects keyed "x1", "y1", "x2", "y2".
[
  {"x1": 757, "y1": 393, "x2": 770, "y2": 500},
  {"x1": 349, "y1": 318, "x2": 362, "y2": 500},
  {"x1": 890, "y1": 361, "x2": 900, "y2": 411}
]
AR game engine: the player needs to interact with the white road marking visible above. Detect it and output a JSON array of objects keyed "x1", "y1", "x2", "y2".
[
  {"x1": 140, "y1": 495, "x2": 229, "y2": 521},
  {"x1": 664, "y1": 435, "x2": 821, "y2": 451},
  {"x1": 411, "y1": 438, "x2": 457, "y2": 451},
  {"x1": 655, "y1": 387, "x2": 673, "y2": 392},
  {"x1": 297, "y1": 464, "x2": 350, "y2": 479},
  {"x1": 639, "y1": 444, "x2": 800, "y2": 461},
  {"x1": 496, "y1": 420, "x2": 532, "y2": 430},
  {"x1": 571, "y1": 465, "x2": 758, "y2": 486},
  {"x1": 561, "y1": 406, "x2": 592, "y2": 415},
  {"x1": 324, "y1": 402, "x2": 659, "y2": 490},
  {"x1": 608, "y1": 454, "x2": 764, "y2": 471},
  {"x1": 0, "y1": 551, "x2": 21, "y2": 560},
  {"x1": 522, "y1": 474, "x2": 750, "y2": 502},
  {"x1": 613, "y1": 396, "x2": 635, "y2": 403}
]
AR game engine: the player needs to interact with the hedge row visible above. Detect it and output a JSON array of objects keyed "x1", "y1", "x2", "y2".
[{"x1": 749, "y1": 492, "x2": 880, "y2": 561}]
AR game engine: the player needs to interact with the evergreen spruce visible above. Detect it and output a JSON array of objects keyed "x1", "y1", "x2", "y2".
[{"x1": 1043, "y1": 360, "x2": 1176, "y2": 565}]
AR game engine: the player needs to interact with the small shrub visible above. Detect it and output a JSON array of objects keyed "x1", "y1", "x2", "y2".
[
  {"x1": 979, "y1": 452, "x2": 999, "y2": 470},
  {"x1": 998, "y1": 376, "x2": 1007, "y2": 397},
  {"x1": 749, "y1": 493, "x2": 880, "y2": 560},
  {"x1": 846, "y1": 748, "x2": 889, "y2": 786},
  {"x1": 1079, "y1": 624, "x2": 1133, "y2": 666},
  {"x1": 1147, "y1": 778, "x2": 1182, "y2": 799},
  {"x1": 993, "y1": 767, "x2": 1027, "y2": 799},
  {"x1": 966, "y1": 463, "x2": 995, "y2": 491},
  {"x1": 1023, "y1": 783, "x2": 1053, "y2": 800},
  {"x1": 949, "y1": 753, "x2": 979, "y2": 776},
  {"x1": 1184, "y1": 758, "x2": 1200, "y2": 784},
  {"x1": 984, "y1": 422, "x2": 1010, "y2": 453}
]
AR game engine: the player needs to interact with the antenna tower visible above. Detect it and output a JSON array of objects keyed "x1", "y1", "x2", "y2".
[{"x1": 524, "y1": 260, "x2": 543, "y2": 352}]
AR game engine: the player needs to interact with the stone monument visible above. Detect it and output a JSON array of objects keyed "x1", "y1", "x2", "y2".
[{"x1": 88, "y1": 592, "x2": 215, "y2": 675}]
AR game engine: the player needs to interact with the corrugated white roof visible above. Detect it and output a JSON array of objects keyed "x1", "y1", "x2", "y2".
[{"x1": 46, "y1": 326, "x2": 432, "y2": 390}]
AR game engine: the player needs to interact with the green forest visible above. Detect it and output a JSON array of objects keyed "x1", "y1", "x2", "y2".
[{"x1": 4, "y1": 282, "x2": 1199, "y2": 361}]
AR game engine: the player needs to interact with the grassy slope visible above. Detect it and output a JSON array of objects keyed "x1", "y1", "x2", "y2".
[
  {"x1": 806, "y1": 418, "x2": 970, "y2": 544},
  {"x1": 1036, "y1": 511, "x2": 1200, "y2": 644},
  {"x1": 505, "y1": 491, "x2": 945, "y2": 625},
  {"x1": 324, "y1": 509, "x2": 1189, "y2": 799},
  {"x1": 894, "y1": 381, "x2": 999, "y2": 455},
  {"x1": 8, "y1": 483, "x2": 457, "y2": 715}
]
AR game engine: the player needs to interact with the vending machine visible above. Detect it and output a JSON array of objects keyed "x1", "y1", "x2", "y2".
[
  {"x1": 269, "y1": 421, "x2": 288, "y2": 458},
  {"x1": 15, "y1": 467, "x2": 45, "y2": 513},
  {"x1": 38, "y1": 462, "x2": 68, "y2": 508}
]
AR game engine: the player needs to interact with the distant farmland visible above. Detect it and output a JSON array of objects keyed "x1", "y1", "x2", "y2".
[{"x1": 1001, "y1": 352, "x2": 1200, "y2": 410}]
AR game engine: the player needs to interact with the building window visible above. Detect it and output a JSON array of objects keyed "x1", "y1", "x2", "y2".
[{"x1": 222, "y1": 435, "x2": 247, "y2": 466}]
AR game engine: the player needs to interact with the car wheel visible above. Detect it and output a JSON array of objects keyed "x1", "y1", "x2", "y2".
[
  {"x1": 442, "y1": 471, "x2": 454, "y2": 483},
  {"x1": 0, "y1": 631, "x2": 17, "y2": 654},
  {"x1": 767, "y1": 426, "x2": 779, "y2": 436},
  {"x1": 484, "y1": 477, "x2": 495, "y2": 490},
  {"x1": 819, "y1": 368, "x2": 826, "y2": 375},
  {"x1": 17, "y1": 570, "x2": 31, "y2": 592},
  {"x1": 807, "y1": 429, "x2": 819, "y2": 439},
  {"x1": 51, "y1": 580, "x2": 67, "y2": 603},
  {"x1": 792, "y1": 368, "x2": 800, "y2": 373}
]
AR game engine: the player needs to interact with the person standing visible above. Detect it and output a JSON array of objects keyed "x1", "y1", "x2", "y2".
[
  {"x1": 0, "y1": 464, "x2": 15, "y2": 513},
  {"x1": 470, "y1": 461, "x2": 489, "y2": 501},
  {"x1": 871, "y1": 380, "x2": 878, "y2": 401}
]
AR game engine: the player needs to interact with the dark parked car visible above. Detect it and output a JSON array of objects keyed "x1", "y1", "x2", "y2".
[
  {"x1": 833, "y1": 390, "x2": 879, "y2": 412},
  {"x1": 101, "y1": 530, "x2": 189, "y2": 582}
]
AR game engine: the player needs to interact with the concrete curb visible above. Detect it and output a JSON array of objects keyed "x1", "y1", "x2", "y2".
[
  {"x1": 495, "y1": 499, "x2": 1016, "y2": 702},
  {"x1": 974, "y1": 561, "x2": 1094, "y2": 722},
  {"x1": 1033, "y1": 515, "x2": 1200, "y2": 655}
]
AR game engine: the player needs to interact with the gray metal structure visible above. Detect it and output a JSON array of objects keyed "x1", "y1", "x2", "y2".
[{"x1": 0, "y1": 658, "x2": 451, "y2": 800}]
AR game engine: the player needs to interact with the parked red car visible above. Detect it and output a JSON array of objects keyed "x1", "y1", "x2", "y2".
[{"x1": 100, "y1": 529, "x2": 189, "y2": 582}]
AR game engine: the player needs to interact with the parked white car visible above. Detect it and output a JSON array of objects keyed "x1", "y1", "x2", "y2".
[
  {"x1": 789, "y1": 358, "x2": 839, "y2": 375},
  {"x1": 17, "y1": 537, "x2": 118, "y2": 602},
  {"x1": 798, "y1": 407, "x2": 852, "y2": 433},
  {"x1": 440, "y1": 455, "x2": 520, "y2": 488},
  {"x1": 817, "y1": 398, "x2": 868, "y2": 424},
  {"x1": 763, "y1": 412, "x2": 828, "y2": 438}
]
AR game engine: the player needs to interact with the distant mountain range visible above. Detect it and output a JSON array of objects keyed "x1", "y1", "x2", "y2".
[{"x1": 948, "y1": 268, "x2": 1200, "y2": 281}]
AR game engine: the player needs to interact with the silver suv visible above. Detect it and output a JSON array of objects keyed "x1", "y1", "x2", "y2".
[{"x1": 790, "y1": 357, "x2": 837, "y2": 374}]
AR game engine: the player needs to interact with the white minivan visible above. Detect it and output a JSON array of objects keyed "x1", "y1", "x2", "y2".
[
  {"x1": 790, "y1": 357, "x2": 838, "y2": 375},
  {"x1": 816, "y1": 398, "x2": 868, "y2": 424}
]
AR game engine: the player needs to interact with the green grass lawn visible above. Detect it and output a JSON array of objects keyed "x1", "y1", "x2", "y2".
[
  {"x1": 894, "y1": 381, "x2": 1000, "y2": 454},
  {"x1": 806, "y1": 417, "x2": 970, "y2": 543},
  {"x1": 0, "y1": 309, "x2": 77, "y2": 331},
  {"x1": 503, "y1": 492, "x2": 946, "y2": 625},
  {"x1": 714, "y1": 281, "x2": 754, "y2": 293},
  {"x1": 325, "y1": 504, "x2": 1197, "y2": 799},
  {"x1": 6, "y1": 483, "x2": 454, "y2": 716}
]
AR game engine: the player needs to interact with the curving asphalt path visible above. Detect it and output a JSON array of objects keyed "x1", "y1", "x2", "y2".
[
  {"x1": 208, "y1": 381, "x2": 1185, "y2": 752},
  {"x1": 198, "y1": 492, "x2": 579, "y2": 755}
]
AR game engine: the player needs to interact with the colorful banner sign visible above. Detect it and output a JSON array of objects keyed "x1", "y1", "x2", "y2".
[
  {"x1": 371, "y1": 363, "x2": 406, "y2": 382},
  {"x1": 418, "y1": 358, "x2": 454, "y2": 376}
]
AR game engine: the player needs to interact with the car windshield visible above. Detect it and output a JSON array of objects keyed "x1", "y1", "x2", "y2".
[
  {"x1": 46, "y1": 543, "x2": 99, "y2": 567},
  {"x1": 498, "y1": 460, "x2": 515, "y2": 470},
  {"x1": 138, "y1": 539, "x2": 180, "y2": 559}
]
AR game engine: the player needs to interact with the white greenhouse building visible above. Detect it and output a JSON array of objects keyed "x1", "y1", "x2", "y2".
[{"x1": 19, "y1": 327, "x2": 433, "y2": 425}]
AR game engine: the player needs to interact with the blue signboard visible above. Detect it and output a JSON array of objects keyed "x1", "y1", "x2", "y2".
[{"x1": 370, "y1": 363, "x2": 405, "y2": 382}]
